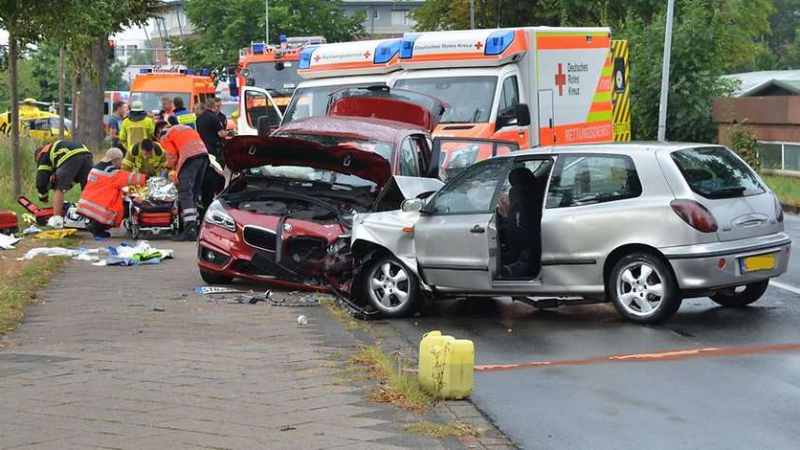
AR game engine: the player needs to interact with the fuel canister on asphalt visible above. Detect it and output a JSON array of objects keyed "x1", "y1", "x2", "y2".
[{"x1": 418, "y1": 330, "x2": 474, "y2": 399}]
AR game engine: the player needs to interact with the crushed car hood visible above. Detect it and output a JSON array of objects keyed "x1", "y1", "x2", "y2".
[{"x1": 224, "y1": 135, "x2": 393, "y2": 188}]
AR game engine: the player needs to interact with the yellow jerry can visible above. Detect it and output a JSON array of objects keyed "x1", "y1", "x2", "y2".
[{"x1": 418, "y1": 330, "x2": 474, "y2": 399}]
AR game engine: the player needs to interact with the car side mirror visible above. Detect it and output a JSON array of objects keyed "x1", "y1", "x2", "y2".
[
  {"x1": 517, "y1": 103, "x2": 531, "y2": 127},
  {"x1": 401, "y1": 198, "x2": 424, "y2": 213},
  {"x1": 496, "y1": 112, "x2": 517, "y2": 130}
]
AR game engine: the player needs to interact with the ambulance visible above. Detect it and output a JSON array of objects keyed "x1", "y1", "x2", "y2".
[
  {"x1": 0, "y1": 99, "x2": 71, "y2": 142},
  {"x1": 237, "y1": 35, "x2": 325, "y2": 112},
  {"x1": 393, "y1": 27, "x2": 616, "y2": 150},
  {"x1": 129, "y1": 67, "x2": 216, "y2": 115},
  {"x1": 238, "y1": 38, "x2": 402, "y2": 135}
]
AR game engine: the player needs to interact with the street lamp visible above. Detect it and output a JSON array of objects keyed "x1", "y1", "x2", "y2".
[
  {"x1": 657, "y1": 0, "x2": 675, "y2": 142},
  {"x1": 265, "y1": 0, "x2": 270, "y2": 45}
]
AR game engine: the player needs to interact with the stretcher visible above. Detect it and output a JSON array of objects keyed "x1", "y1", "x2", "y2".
[{"x1": 123, "y1": 196, "x2": 180, "y2": 240}]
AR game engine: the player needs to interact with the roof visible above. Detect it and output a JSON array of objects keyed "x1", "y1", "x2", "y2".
[
  {"x1": 275, "y1": 116, "x2": 427, "y2": 143},
  {"x1": 722, "y1": 70, "x2": 800, "y2": 97},
  {"x1": 494, "y1": 141, "x2": 718, "y2": 159}
]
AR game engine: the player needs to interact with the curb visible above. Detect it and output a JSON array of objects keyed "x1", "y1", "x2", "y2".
[{"x1": 781, "y1": 203, "x2": 799, "y2": 215}]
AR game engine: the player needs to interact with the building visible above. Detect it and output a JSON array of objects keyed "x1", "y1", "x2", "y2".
[
  {"x1": 713, "y1": 70, "x2": 800, "y2": 176},
  {"x1": 341, "y1": 0, "x2": 425, "y2": 37},
  {"x1": 111, "y1": 0, "x2": 193, "y2": 66}
]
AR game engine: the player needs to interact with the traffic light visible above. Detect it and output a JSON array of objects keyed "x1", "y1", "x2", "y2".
[{"x1": 108, "y1": 40, "x2": 116, "y2": 60}]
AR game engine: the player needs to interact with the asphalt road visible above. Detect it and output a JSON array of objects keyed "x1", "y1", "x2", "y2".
[{"x1": 387, "y1": 213, "x2": 800, "y2": 450}]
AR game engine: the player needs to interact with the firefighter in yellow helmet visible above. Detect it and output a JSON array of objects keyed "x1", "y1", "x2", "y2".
[{"x1": 119, "y1": 100, "x2": 155, "y2": 153}]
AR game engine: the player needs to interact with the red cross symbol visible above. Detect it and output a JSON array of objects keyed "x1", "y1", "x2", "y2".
[
  {"x1": 364, "y1": 50, "x2": 372, "y2": 59},
  {"x1": 555, "y1": 63, "x2": 566, "y2": 96},
  {"x1": 314, "y1": 54, "x2": 321, "y2": 62},
  {"x1": 474, "y1": 41, "x2": 483, "y2": 50}
]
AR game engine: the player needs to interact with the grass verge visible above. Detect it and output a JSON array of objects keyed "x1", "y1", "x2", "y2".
[
  {"x1": 0, "y1": 237, "x2": 76, "y2": 336},
  {"x1": 763, "y1": 174, "x2": 800, "y2": 207},
  {"x1": 349, "y1": 343, "x2": 431, "y2": 413},
  {"x1": 400, "y1": 421, "x2": 484, "y2": 439}
]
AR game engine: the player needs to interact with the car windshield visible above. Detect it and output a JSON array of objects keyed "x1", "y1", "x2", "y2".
[
  {"x1": 247, "y1": 165, "x2": 377, "y2": 193},
  {"x1": 394, "y1": 76, "x2": 497, "y2": 124},
  {"x1": 671, "y1": 146, "x2": 766, "y2": 199},
  {"x1": 243, "y1": 61, "x2": 302, "y2": 97},
  {"x1": 274, "y1": 132, "x2": 393, "y2": 161},
  {"x1": 282, "y1": 82, "x2": 387, "y2": 125},
  {"x1": 129, "y1": 91, "x2": 190, "y2": 113}
]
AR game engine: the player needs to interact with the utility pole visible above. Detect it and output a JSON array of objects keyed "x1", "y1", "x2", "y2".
[
  {"x1": 657, "y1": 0, "x2": 675, "y2": 142},
  {"x1": 470, "y1": 0, "x2": 475, "y2": 29},
  {"x1": 265, "y1": 0, "x2": 270, "y2": 44}
]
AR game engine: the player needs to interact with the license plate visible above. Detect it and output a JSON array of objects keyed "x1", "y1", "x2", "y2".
[{"x1": 739, "y1": 254, "x2": 775, "y2": 274}]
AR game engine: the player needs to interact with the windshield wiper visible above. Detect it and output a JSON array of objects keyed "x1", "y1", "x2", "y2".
[{"x1": 704, "y1": 186, "x2": 747, "y2": 199}]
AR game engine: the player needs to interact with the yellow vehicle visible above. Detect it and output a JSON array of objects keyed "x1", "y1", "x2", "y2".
[{"x1": 0, "y1": 99, "x2": 72, "y2": 142}]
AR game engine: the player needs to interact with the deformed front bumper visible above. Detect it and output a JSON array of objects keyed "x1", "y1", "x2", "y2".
[{"x1": 661, "y1": 232, "x2": 792, "y2": 292}]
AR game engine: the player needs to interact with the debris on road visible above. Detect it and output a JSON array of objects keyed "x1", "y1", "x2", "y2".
[
  {"x1": 195, "y1": 286, "x2": 249, "y2": 295},
  {"x1": 34, "y1": 229, "x2": 78, "y2": 239},
  {"x1": 228, "y1": 291, "x2": 273, "y2": 304},
  {"x1": 0, "y1": 234, "x2": 21, "y2": 250},
  {"x1": 269, "y1": 292, "x2": 326, "y2": 307},
  {"x1": 297, "y1": 315, "x2": 309, "y2": 325}
]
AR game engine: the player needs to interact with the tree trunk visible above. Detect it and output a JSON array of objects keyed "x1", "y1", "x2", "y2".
[
  {"x1": 71, "y1": 71, "x2": 78, "y2": 136},
  {"x1": 58, "y1": 47, "x2": 66, "y2": 139},
  {"x1": 9, "y1": 34, "x2": 22, "y2": 198},
  {"x1": 77, "y1": 36, "x2": 109, "y2": 152}
]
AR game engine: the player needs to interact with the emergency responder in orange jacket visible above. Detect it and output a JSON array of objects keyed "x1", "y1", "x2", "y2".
[
  {"x1": 160, "y1": 124, "x2": 209, "y2": 241},
  {"x1": 76, "y1": 148, "x2": 146, "y2": 239}
]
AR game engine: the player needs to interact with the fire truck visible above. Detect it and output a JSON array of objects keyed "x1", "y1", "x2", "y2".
[{"x1": 237, "y1": 35, "x2": 325, "y2": 112}]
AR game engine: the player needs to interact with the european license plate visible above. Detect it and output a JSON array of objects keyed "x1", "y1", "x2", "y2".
[{"x1": 739, "y1": 254, "x2": 775, "y2": 274}]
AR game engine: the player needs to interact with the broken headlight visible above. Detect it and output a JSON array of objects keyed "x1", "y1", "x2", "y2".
[
  {"x1": 205, "y1": 200, "x2": 236, "y2": 232},
  {"x1": 328, "y1": 234, "x2": 351, "y2": 255}
]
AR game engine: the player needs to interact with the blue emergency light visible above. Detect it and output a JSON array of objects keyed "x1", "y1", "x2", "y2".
[
  {"x1": 298, "y1": 45, "x2": 320, "y2": 70},
  {"x1": 485, "y1": 30, "x2": 515, "y2": 56},
  {"x1": 400, "y1": 33, "x2": 421, "y2": 59},
  {"x1": 252, "y1": 43, "x2": 265, "y2": 54},
  {"x1": 200, "y1": 68, "x2": 209, "y2": 76},
  {"x1": 139, "y1": 68, "x2": 149, "y2": 74},
  {"x1": 279, "y1": 35, "x2": 287, "y2": 43},
  {"x1": 185, "y1": 69, "x2": 195, "y2": 75},
  {"x1": 374, "y1": 39, "x2": 401, "y2": 64}
]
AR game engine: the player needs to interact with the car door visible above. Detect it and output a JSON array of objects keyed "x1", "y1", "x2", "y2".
[
  {"x1": 414, "y1": 158, "x2": 510, "y2": 291},
  {"x1": 238, "y1": 86, "x2": 283, "y2": 136}
]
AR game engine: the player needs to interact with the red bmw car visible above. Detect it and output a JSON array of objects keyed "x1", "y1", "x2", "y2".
[{"x1": 197, "y1": 90, "x2": 446, "y2": 290}]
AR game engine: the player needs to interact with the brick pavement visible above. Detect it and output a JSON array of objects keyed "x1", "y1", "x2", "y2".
[{"x1": 0, "y1": 239, "x2": 466, "y2": 449}]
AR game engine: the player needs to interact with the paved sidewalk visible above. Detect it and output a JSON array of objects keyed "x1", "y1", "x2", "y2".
[{"x1": 0, "y1": 240, "x2": 455, "y2": 449}]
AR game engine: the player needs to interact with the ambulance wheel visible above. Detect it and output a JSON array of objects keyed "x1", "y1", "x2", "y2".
[{"x1": 200, "y1": 270, "x2": 233, "y2": 285}]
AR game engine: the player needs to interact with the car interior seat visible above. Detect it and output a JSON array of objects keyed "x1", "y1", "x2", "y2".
[{"x1": 501, "y1": 167, "x2": 546, "y2": 279}]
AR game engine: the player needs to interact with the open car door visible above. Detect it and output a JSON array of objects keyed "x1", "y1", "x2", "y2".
[
  {"x1": 327, "y1": 86, "x2": 446, "y2": 132},
  {"x1": 238, "y1": 86, "x2": 283, "y2": 136},
  {"x1": 430, "y1": 137, "x2": 519, "y2": 182}
]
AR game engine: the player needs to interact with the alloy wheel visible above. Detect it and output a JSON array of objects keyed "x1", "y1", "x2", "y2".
[
  {"x1": 616, "y1": 262, "x2": 665, "y2": 317},
  {"x1": 368, "y1": 261, "x2": 410, "y2": 313}
]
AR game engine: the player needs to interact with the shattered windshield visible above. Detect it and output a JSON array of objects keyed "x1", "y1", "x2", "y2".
[{"x1": 394, "y1": 76, "x2": 497, "y2": 124}]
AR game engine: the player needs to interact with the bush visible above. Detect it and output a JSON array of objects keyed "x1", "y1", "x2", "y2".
[{"x1": 730, "y1": 123, "x2": 760, "y2": 173}]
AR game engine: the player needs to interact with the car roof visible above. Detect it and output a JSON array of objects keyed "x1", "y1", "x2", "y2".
[
  {"x1": 494, "y1": 141, "x2": 725, "y2": 159},
  {"x1": 276, "y1": 116, "x2": 429, "y2": 143}
]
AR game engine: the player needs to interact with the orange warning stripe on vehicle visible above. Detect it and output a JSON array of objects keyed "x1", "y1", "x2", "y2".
[
  {"x1": 537, "y1": 34, "x2": 610, "y2": 50},
  {"x1": 540, "y1": 120, "x2": 613, "y2": 146}
]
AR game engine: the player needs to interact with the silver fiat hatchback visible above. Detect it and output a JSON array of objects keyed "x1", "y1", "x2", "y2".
[{"x1": 351, "y1": 142, "x2": 791, "y2": 323}]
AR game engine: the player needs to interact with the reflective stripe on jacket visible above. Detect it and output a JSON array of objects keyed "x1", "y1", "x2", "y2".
[
  {"x1": 76, "y1": 163, "x2": 146, "y2": 227},
  {"x1": 119, "y1": 116, "x2": 156, "y2": 151},
  {"x1": 162, "y1": 125, "x2": 208, "y2": 176},
  {"x1": 122, "y1": 142, "x2": 167, "y2": 177}
]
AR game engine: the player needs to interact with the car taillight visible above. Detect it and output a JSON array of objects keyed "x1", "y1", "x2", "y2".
[
  {"x1": 774, "y1": 194, "x2": 784, "y2": 223},
  {"x1": 670, "y1": 199, "x2": 718, "y2": 233}
]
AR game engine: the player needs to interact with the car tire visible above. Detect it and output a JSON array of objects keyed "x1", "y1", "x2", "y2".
[
  {"x1": 200, "y1": 270, "x2": 234, "y2": 285},
  {"x1": 608, "y1": 252, "x2": 681, "y2": 324},
  {"x1": 362, "y1": 254, "x2": 421, "y2": 318},
  {"x1": 709, "y1": 280, "x2": 769, "y2": 308}
]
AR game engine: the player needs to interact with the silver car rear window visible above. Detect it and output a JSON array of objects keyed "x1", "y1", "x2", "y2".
[{"x1": 671, "y1": 147, "x2": 765, "y2": 199}]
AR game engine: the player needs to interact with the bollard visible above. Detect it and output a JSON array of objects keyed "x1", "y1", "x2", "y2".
[{"x1": 418, "y1": 330, "x2": 474, "y2": 399}]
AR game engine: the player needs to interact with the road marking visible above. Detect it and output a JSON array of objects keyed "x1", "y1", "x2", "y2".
[
  {"x1": 474, "y1": 343, "x2": 800, "y2": 372},
  {"x1": 770, "y1": 280, "x2": 800, "y2": 296}
]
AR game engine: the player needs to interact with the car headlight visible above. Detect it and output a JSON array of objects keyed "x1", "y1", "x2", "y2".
[{"x1": 205, "y1": 200, "x2": 236, "y2": 232}]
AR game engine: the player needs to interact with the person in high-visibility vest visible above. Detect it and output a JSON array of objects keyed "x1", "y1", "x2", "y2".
[
  {"x1": 168, "y1": 96, "x2": 197, "y2": 129},
  {"x1": 35, "y1": 140, "x2": 94, "y2": 228},
  {"x1": 119, "y1": 100, "x2": 156, "y2": 153},
  {"x1": 122, "y1": 138, "x2": 167, "y2": 177},
  {"x1": 76, "y1": 148, "x2": 147, "y2": 239},
  {"x1": 160, "y1": 124, "x2": 208, "y2": 241}
]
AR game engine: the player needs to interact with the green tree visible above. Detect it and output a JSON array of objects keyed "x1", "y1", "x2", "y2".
[
  {"x1": 412, "y1": 0, "x2": 560, "y2": 31},
  {"x1": 128, "y1": 49, "x2": 154, "y2": 66},
  {"x1": 106, "y1": 60, "x2": 129, "y2": 91},
  {"x1": 175, "y1": 0, "x2": 365, "y2": 70},
  {"x1": 0, "y1": 58, "x2": 43, "y2": 111}
]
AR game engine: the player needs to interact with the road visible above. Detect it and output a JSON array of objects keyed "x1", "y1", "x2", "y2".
[{"x1": 387, "y1": 213, "x2": 800, "y2": 450}]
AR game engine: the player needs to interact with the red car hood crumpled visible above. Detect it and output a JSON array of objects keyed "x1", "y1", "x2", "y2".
[{"x1": 224, "y1": 135, "x2": 393, "y2": 189}]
